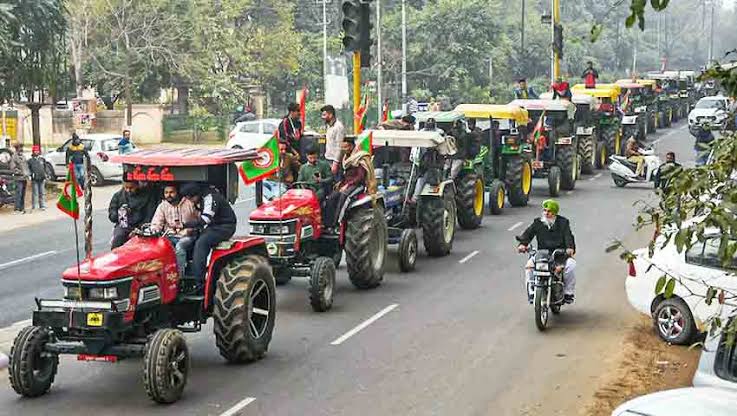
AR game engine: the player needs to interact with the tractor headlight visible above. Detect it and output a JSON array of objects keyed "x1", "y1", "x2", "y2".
[
  {"x1": 88, "y1": 287, "x2": 119, "y2": 300},
  {"x1": 504, "y1": 136, "x2": 518, "y2": 145},
  {"x1": 536, "y1": 262, "x2": 549, "y2": 271},
  {"x1": 64, "y1": 286, "x2": 82, "y2": 300},
  {"x1": 250, "y1": 223, "x2": 265, "y2": 234},
  {"x1": 270, "y1": 224, "x2": 291, "y2": 234}
]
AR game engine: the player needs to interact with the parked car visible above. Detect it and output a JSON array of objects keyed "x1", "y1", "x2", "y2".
[
  {"x1": 626, "y1": 230, "x2": 737, "y2": 344},
  {"x1": 688, "y1": 96, "x2": 731, "y2": 129},
  {"x1": 611, "y1": 387, "x2": 737, "y2": 415},
  {"x1": 225, "y1": 118, "x2": 281, "y2": 150},
  {"x1": 693, "y1": 319, "x2": 737, "y2": 392},
  {"x1": 44, "y1": 133, "x2": 132, "y2": 186}
]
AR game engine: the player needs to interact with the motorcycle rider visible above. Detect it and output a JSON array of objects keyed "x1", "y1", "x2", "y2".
[
  {"x1": 180, "y1": 183, "x2": 237, "y2": 294},
  {"x1": 625, "y1": 136, "x2": 645, "y2": 177},
  {"x1": 149, "y1": 184, "x2": 201, "y2": 278},
  {"x1": 654, "y1": 151, "x2": 681, "y2": 191},
  {"x1": 516, "y1": 200, "x2": 577, "y2": 304}
]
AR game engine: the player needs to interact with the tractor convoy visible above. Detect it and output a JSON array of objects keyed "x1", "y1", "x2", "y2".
[{"x1": 7, "y1": 71, "x2": 696, "y2": 405}]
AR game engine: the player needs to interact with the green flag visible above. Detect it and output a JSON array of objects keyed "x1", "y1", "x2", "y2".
[
  {"x1": 357, "y1": 130, "x2": 373, "y2": 155},
  {"x1": 239, "y1": 134, "x2": 280, "y2": 184},
  {"x1": 57, "y1": 163, "x2": 83, "y2": 219}
]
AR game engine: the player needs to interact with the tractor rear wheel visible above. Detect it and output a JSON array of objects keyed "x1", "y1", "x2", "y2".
[
  {"x1": 143, "y1": 328, "x2": 189, "y2": 404},
  {"x1": 578, "y1": 135, "x2": 595, "y2": 175},
  {"x1": 213, "y1": 255, "x2": 276, "y2": 363},
  {"x1": 603, "y1": 127, "x2": 621, "y2": 158},
  {"x1": 504, "y1": 156, "x2": 531, "y2": 207},
  {"x1": 9, "y1": 326, "x2": 58, "y2": 398},
  {"x1": 309, "y1": 257, "x2": 335, "y2": 312},
  {"x1": 456, "y1": 172, "x2": 483, "y2": 229},
  {"x1": 556, "y1": 145, "x2": 577, "y2": 191},
  {"x1": 345, "y1": 205, "x2": 387, "y2": 289},
  {"x1": 420, "y1": 189, "x2": 456, "y2": 257}
]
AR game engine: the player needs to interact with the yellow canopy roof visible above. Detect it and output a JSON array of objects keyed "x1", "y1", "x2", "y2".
[
  {"x1": 635, "y1": 79, "x2": 657, "y2": 87},
  {"x1": 454, "y1": 104, "x2": 529, "y2": 124},
  {"x1": 571, "y1": 84, "x2": 621, "y2": 99}
]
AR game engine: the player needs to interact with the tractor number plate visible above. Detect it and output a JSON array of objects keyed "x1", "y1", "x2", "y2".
[
  {"x1": 87, "y1": 313, "x2": 103, "y2": 327},
  {"x1": 556, "y1": 137, "x2": 572, "y2": 145},
  {"x1": 532, "y1": 161, "x2": 544, "y2": 169}
]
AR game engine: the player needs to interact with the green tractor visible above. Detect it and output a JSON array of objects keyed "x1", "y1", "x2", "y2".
[
  {"x1": 541, "y1": 92, "x2": 598, "y2": 174},
  {"x1": 413, "y1": 111, "x2": 490, "y2": 230},
  {"x1": 511, "y1": 99, "x2": 579, "y2": 196},
  {"x1": 572, "y1": 84, "x2": 622, "y2": 168},
  {"x1": 637, "y1": 78, "x2": 673, "y2": 128},
  {"x1": 455, "y1": 103, "x2": 533, "y2": 211}
]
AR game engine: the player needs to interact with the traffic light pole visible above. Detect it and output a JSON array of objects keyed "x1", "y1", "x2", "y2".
[
  {"x1": 551, "y1": 0, "x2": 560, "y2": 82},
  {"x1": 353, "y1": 51, "x2": 362, "y2": 133}
]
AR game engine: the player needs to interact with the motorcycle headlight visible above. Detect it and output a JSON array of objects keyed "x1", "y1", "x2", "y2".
[
  {"x1": 88, "y1": 287, "x2": 119, "y2": 300},
  {"x1": 536, "y1": 262, "x2": 549, "y2": 271},
  {"x1": 64, "y1": 286, "x2": 82, "y2": 300}
]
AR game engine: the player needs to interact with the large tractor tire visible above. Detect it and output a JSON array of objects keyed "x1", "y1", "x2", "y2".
[
  {"x1": 488, "y1": 180, "x2": 505, "y2": 215},
  {"x1": 578, "y1": 135, "x2": 595, "y2": 175},
  {"x1": 398, "y1": 229, "x2": 418, "y2": 273},
  {"x1": 556, "y1": 145, "x2": 577, "y2": 191},
  {"x1": 214, "y1": 255, "x2": 276, "y2": 363},
  {"x1": 595, "y1": 141, "x2": 608, "y2": 169},
  {"x1": 548, "y1": 166, "x2": 561, "y2": 197},
  {"x1": 455, "y1": 172, "x2": 484, "y2": 229},
  {"x1": 647, "y1": 111, "x2": 657, "y2": 134},
  {"x1": 142, "y1": 328, "x2": 189, "y2": 404},
  {"x1": 345, "y1": 205, "x2": 387, "y2": 289},
  {"x1": 504, "y1": 156, "x2": 532, "y2": 207},
  {"x1": 9, "y1": 326, "x2": 59, "y2": 398},
  {"x1": 420, "y1": 189, "x2": 456, "y2": 257},
  {"x1": 603, "y1": 127, "x2": 621, "y2": 158},
  {"x1": 309, "y1": 257, "x2": 335, "y2": 312}
]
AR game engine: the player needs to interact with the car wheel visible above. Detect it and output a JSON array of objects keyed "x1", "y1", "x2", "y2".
[
  {"x1": 231, "y1": 145, "x2": 243, "y2": 149},
  {"x1": 653, "y1": 297, "x2": 697, "y2": 345},
  {"x1": 90, "y1": 167, "x2": 104, "y2": 187}
]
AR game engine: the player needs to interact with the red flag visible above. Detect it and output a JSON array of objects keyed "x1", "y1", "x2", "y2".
[
  {"x1": 299, "y1": 86, "x2": 307, "y2": 134},
  {"x1": 381, "y1": 100, "x2": 389, "y2": 122},
  {"x1": 355, "y1": 94, "x2": 370, "y2": 133},
  {"x1": 530, "y1": 110, "x2": 547, "y2": 161}
]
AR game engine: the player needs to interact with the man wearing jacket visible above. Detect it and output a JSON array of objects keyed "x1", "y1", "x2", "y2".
[
  {"x1": 582, "y1": 61, "x2": 599, "y2": 89},
  {"x1": 108, "y1": 180, "x2": 158, "y2": 249},
  {"x1": 9, "y1": 144, "x2": 29, "y2": 214},
  {"x1": 180, "y1": 183, "x2": 237, "y2": 294},
  {"x1": 66, "y1": 133, "x2": 91, "y2": 189},
  {"x1": 150, "y1": 184, "x2": 201, "y2": 278},
  {"x1": 516, "y1": 199, "x2": 577, "y2": 304},
  {"x1": 27, "y1": 146, "x2": 47, "y2": 211},
  {"x1": 513, "y1": 79, "x2": 539, "y2": 99},
  {"x1": 278, "y1": 102, "x2": 303, "y2": 155}
]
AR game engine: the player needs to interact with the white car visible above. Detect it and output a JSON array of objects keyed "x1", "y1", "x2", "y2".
[
  {"x1": 225, "y1": 118, "x2": 281, "y2": 150},
  {"x1": 693, "y1": 321, "x2": 737, "y2": 392},
  {"x1": 626, "y1": 232, "x2": 737, "y2": 344},
  {"x1": 611, "y1": 387, "x2": 737, "y2": 415},
  {"x1": 688, "y1": 96, "x2": 731, "y2": 129},
  {"x1": 44, "y1": 133, "x2": 132, "y2": 186}
]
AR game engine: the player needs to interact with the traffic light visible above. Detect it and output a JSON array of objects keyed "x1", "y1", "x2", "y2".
[
  {"x1": 342, "y1": 0, "x2": 372, "y2": 66},
  {"x1": 553, "y1": 24, "x2": 564, "y2": 58}
]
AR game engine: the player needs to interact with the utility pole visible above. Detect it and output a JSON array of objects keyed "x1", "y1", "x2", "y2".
[
  {"x1": 323, "y1": 0, "x2": 328, "y2": 97},
  {"x1": 377, "y1": 0, "x2": 382, "y2": 123},
  {"x1": 551, "y1": 0, "x2": 561, "y2": 83},
  {"x1": 521, "y1": 0, "x2": 525, "y2": 52},
  {"x1": 401, "y1": 0, "x2": 407, "y2": 110},
  {"x1": 708, "y1": 0, "x2": 715, "y2": 65}
]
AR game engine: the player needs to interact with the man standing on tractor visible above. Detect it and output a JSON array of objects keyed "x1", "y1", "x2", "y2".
[
  {"x1": 321, "y1": 104, "x2": 345, "y2": 175},
  {"x1": 149, "y1": 184, "x2": 201, "y2": 278},
  {"x1": 180, "y1": 183, "x2": 238, "y2": 294},
  {"x1": 448, "y1": 119, "x2": 469, "y2": 179},
  {"x1": 323, "y1": 136, "x2": 376, "y2": 231},
  {"x1": 379, "y1": 114, "x2": 415, "y2": 130},
  {"x1": 552, "y1": 78, "x2": 573, "y2": 100},
  {"x1": 278, "y1": 102, "x2": 303, "y2": 155},
  {"x1": 108, "y1": 180, "x2": 159, "y2": 249},
  {"x1": 582, "y1": 61, "x2": 599, "y2": 89},
  {"x1": 514, "y1": 78, "x2": 539, "y2": 99},
  {"x1": 298, "y1": 145, "x2": 333, "y2": 200}
]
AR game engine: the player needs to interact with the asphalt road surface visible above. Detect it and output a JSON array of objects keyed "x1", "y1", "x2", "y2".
[{"x1": 0, "y1": 123, "x2": 694, "y2": 415}]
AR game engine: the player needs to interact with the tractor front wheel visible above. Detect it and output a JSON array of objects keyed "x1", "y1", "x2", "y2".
[
  {"x1": 488, "y1": 180, "x2": 505, "y2": 215},
  {"x1": 9, "y1": 326, "x2": 58, "y2": 398},
  {"x1": 143, "y1": 328, "x2": 189, "y2": 404},
  {"x1": 309, "y1": 257, "x2": 335, "y2": 312},
  {"x1": 420, "y1": 189, "x2": 456, "y2": 257},
  {"x1": 556, "y1": 145, "x2": 577, "y2": 191},
  {"x1": 578, "y1": 135, "x2": 595, "y2": 175},
  {"x1": 504, "y1": 156, "x2": 531, "y2": 207},
  {"x1": 456, "y1": 172, "x2": 484, "y2": 229}
]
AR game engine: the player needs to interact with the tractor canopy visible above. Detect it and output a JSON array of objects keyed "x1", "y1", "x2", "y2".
[
  {"x1": 369, "y1": 129, "x2": 457, "y2": 155},
  {"x1": 110, "y1": 148, "x2": 260, "y2": 203},
  {"x1": 572, "y1": 84, "x2": 621, "y2": 100},
  {"x1": 510, "y1": 99, "x2": 576, "y2": 120},
  {"x1": 540, "y1": 93, "x2": 595, "y2": 110},
  {"x1": 412, "y1": 111, "x2": 465, "y2": 124},
  {"x1": 453, "y1": 104, "x2": 529, "y2": 124}
]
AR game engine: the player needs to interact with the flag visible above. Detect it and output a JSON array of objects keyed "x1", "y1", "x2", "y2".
[
  {"x1": 57, "y1": 163, "x2": 83, "y2": 219},
  {"x1": 621, "y1": 89, "x2": 631, "y2": 112},
  {"x1": 381, "y1": 100, "x2": 389, "y2": 122},
  {"x1": 388, "y1": 110, "x2": 395, "y2": 121},
  {"x1": 299, "y1": 86, "x2": 308, "y2": 132},
  {"x1": 357, "y1": 130, "x2": 373, "y2": 155},
  {"x1": 531, "y1": 110, "x2": 546, "y2": 160},
  {"x1": 355, "y1": 94, "x2": 370, "y2": 133},
  {"x1": 239, "y1": 133, "x2": 280, "y2": 185}
]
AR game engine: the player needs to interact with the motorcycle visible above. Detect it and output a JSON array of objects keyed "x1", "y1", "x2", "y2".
[
  {"x1": 609, "y1": 146, "x2": 661, "y2": 188},
  {"x1": 0, "y1": 175, "x2": 15, "y2": 208},
  {"x1": 521, "y1": 248, "x2": 568, "y2": 331}
]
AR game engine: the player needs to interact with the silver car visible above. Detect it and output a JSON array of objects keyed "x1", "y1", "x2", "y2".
[
  {"x1": 693, "y1": 318, "x2": 737, "y2": 392},
  {"x1": 44, "y1": 134, "x2": 133, "y2": 186}
]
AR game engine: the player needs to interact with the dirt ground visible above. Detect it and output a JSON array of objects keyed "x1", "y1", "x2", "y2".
[{"x1": 584, "y1": 316, "x2": 701, "y2": 415}]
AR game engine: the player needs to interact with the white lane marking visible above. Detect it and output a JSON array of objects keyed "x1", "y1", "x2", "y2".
[
  {"x1": 0, "y1": 251, "x2": 57, "y2": 271},
  {"x1": 331, "y1": 304, "x2": 399, "y2": 346},
  {"x1": 507, "y1": 221, "x2": 524, "y2": 232},
  {"x1": 459, "y1": 250, "x2": 480, "y2": 264},
  {"x1": 219, "y1": 397, "x2": 256, "y2": 416},
  {"x1": 235, "y1": 197, "x2": 255, "y2": 206},
  {"x1": 589, "y1": 173, "x2": 602, "y2": 181}
]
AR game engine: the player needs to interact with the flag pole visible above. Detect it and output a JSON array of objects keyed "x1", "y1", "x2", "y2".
[{"x1": 84, "y1": 157, "x2": 93, "y2": 259}]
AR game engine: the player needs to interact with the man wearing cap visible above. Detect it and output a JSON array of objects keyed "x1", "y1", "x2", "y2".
[
  {"x1": 516, "y1": 199, "x2": 577, "y2": 304},
  {"x1": 180, "y1": 183, "x2": 237, "y2": 294},
  {"x1": 27, "y1": 145, "x2": 48, "y2": 211}
]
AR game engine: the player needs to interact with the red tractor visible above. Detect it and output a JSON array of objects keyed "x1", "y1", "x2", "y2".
[
  {"x1": 8, "y1": 149, "x2": 277, "y2": 404},
  {"x1": 250, "y1": 179, "x2": 387, "y2": 312}
]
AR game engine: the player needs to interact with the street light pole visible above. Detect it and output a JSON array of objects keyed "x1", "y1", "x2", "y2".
[
  {"x1": 323, "y1": 0, "x2": 328, "y2": 97},
  {"x1": 377, "y1": 0, "x2": 382, "y2": 123},
  {"x1": 401, "y1": 0, "x2": 407, "y2": 110},
  {"x1": 521, "y1": 0, "x2": 525, "y2": 52},
  {"x1": 708, "y1": 0, "x2": 715, "y2": 65}
]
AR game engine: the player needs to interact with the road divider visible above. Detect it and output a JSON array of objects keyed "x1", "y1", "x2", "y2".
[
  {"x1": 331, "y1": 304, "x2": 399, "y2": 346},
  {"x1": 507, "y1": 221, "x2": 523, "y2": 232},
  {"x1": 459, "y1": 250, "x2": 479, "y2": 264},
  {"x1": 0, "y1": 250, "x2": 57, "y2": 271},
  {"x1": 219, "y1": 397, "x2": 256, "y2": 416}
]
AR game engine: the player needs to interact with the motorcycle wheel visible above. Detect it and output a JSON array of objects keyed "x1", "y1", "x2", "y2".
[
  {"x1": 534, "y1": 286, "x2": 549, "y2": 331},
  {"x1": 612, "y1": 174, "x2": 628, "y2": 188}
]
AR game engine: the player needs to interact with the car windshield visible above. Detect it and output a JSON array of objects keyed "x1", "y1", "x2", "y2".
[
  {"x1": 695, "y1": 100, "x2": 725, "y2": 110},
  {"x1": 100, "y1": 139, "x2": 123, "y2": 152}
]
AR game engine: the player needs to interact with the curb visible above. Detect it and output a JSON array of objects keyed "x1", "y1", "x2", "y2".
[{"x1": 0, "y1": 352, "x2": 8, "y2": 370}]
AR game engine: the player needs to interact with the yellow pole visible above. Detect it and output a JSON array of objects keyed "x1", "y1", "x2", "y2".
[
  {"x1": 353, "y1": 51, "x2": 362, "y2": 133},
  {"x1": 552, "y1": 0, "x2": 561, "y2": 80}
]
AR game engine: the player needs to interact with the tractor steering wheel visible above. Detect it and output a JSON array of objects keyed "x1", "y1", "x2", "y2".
[{"x1": 289, "y1": 181, "x2": 317, "y2": 191}]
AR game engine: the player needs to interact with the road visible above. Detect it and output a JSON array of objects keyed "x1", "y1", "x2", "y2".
[{"x1": 0, "y1": 123, "x2": 693, "y2": 415}]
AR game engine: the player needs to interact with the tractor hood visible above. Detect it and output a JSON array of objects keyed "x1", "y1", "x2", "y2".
[
  {"x1": 250, "y1": 189, "x2": 319, "y2": 221},
  {"x1": 61, "y1": 237, "x2": 172, "y2": 282}
]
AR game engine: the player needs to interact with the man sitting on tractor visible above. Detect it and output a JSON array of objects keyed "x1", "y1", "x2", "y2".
[
  {"x1": 448, "y1": 119, "x2": 470, "y2": 179},
  {"x1": 149, "y1": 183, "x2": 201, "y2": 278},
  {"x1": 379, "y1": 114, "x2": 415, "y2": 131},
  {"x1": 180, "y1": 182, "x2": 237, "y2": 294},
  {"x1": 298, "y1": 145, "x2": 333, "y2": 200},
  {"x1": 323, "y1": 136, "x2": 377, "y2": 231},
  {"x1": 108, "y1": 179, "x2": 159, "y2": 249}
]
